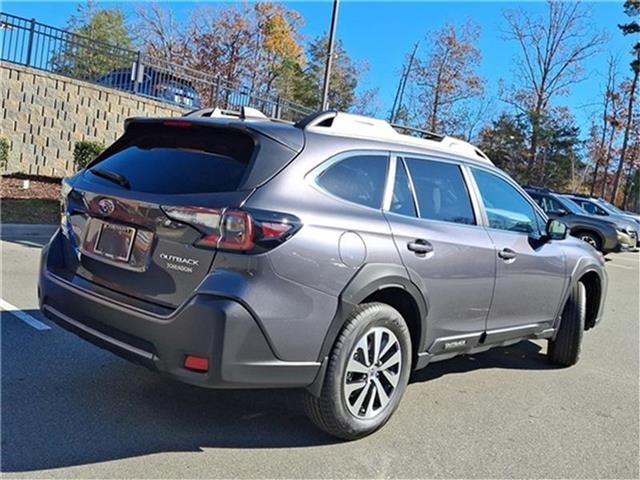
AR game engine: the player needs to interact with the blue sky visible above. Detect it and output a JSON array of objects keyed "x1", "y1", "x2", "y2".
[{"x1": 3, "y1": 1, "x2": 634, "y2": 134}]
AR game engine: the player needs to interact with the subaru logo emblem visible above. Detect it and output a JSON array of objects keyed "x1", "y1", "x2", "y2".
[{"x1": 97, "y1": 198, "x2": 115, "y2": 215}]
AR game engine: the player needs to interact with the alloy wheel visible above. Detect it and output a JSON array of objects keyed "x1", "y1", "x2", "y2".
[
  {"x1": 580, "y1": 234, "x2": 598, "y2": 248},
  {"x1": 343, "y1": 326, "x2": 402, "y2": 419}
]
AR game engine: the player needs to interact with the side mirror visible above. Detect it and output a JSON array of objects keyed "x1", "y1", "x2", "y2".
[{"x1": 546, "y1": 219, "x2": 568, "y2": 240}]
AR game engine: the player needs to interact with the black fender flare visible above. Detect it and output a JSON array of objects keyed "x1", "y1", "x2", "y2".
[
  {"x1": 310, "y1": 262, "x2": 428, "y2": 375},
  {"x1": 307, "y1": 263, "x2": 428, "y2": 396},
  {"x1": 552, "y1": 256, "x2": 606, "y2": 333}
]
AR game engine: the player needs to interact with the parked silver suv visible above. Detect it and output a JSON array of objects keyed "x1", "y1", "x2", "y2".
[{"x1": 39, "y1": 109, "x2": 607, "y2": 439}]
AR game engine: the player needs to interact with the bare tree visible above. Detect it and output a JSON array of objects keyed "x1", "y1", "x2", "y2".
[
  {"x1": 134, "y1": 3, "x2": 191, "y2": 64},
  {"x1": 503, "y1": 1, "x2": 607, "y2": 182},
  {"x1": 410, "y1": 22, "x2": 485, "y2": 133},
  {"x1": 589, "y1": 57, "x2": 621, "y2": 196}
]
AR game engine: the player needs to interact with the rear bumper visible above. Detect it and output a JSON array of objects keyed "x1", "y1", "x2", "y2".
[{"x1": 39, "y1": 231, "x2": 319, "y2": 389}]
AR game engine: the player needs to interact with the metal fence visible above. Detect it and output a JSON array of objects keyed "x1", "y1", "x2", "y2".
[{"x1": 0, "y1": 12, "x2": 313, "y2": 121}]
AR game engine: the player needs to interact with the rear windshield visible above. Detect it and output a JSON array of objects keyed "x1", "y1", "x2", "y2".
[{"x1": 90, "y1": 124, "x2": 255, "y2": 194}]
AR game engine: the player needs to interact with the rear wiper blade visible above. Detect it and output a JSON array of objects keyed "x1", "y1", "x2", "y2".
[{"x1": 90, "y1": 167, "x2": 131, "y2": 189}]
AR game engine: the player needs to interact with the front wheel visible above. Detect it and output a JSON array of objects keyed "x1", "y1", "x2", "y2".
[
  {"x1": 304, "y1": 302, "x2": 412, "y2": 440},
  {"x1": 547, "y1": 282, "x2": 586, "y2": 367},
  {"x1": 577, "y1": 231, "x2": 602, "y2": 252}
]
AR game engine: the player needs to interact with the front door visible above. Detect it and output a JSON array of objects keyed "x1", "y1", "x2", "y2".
[
  {"x1": 383, "y1": 156, "x2": 496, "y2": 354},
  {"x1": 469, "y1": 167, "x2": 567, "y2": 332}
]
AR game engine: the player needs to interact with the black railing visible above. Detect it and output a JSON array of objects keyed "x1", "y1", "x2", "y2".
[{"x1": 0, "y1": 12, "x2": 313, "y2": 121}]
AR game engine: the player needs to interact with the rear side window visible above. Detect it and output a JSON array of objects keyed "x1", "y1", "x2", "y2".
[
  {"x1": 90, "y1": 124, "x2": 254, "y2": 194},
  {"x1": 404, "y1": 158, "x2": 475, "y2": 225},
  {"x1": 315, "y1": 155, "x2": 388, "y2": 209}
]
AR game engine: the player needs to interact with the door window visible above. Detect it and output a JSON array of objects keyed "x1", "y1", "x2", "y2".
[
  {"x1": 539, "y1": 195, "x2": 567, "y2": 215},
  {"x1": 472, "y1": 168, "x2": 539, "y2": 235},
  {"x1": 404, "y1": 158, "x2": 475, "y2": 225},
  {"x1": 315, "y1": 155, "x2": 388, "y2": 209},
  {"x1": 581, "y1": 201, "x2": 607, "y2": 215}
]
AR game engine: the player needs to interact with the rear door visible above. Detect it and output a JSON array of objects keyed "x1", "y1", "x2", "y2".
[
  {"x1": 469, "y1": 167, "x2": 567, "y2": 331},
  {"x1": 383, "y1": 155, "x2": 495, "y2": 354},
  {"x1": 59, "y1": 121, "x2": 262, "y2": 308}
]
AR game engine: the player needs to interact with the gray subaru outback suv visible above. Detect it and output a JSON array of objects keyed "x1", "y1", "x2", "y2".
[{"x1": 39, "y1": 109, "x2": 607, "y2": 439}]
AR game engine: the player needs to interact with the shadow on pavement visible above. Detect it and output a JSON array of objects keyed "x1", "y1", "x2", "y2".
[
  {"x1": 2, "y1": 310, "x2": 553, "y2": 473},
  {"x1": 0, "y1": 224, "x2": 57, "y2": 249}
]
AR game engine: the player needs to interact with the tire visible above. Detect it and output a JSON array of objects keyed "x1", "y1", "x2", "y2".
[
  {"x1": 547, "y1": 281, "x2": 586, "y2": 367},
  {"x1": 304, "y1": 302, "x2": 412, "y2": 440},
  {"x1": 576, "y1": 231, "x2": 602, "y2": 252}
]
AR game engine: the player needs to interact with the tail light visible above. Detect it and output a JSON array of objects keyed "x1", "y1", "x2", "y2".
[{"x1": 161, "y1": 206, "x2": 301, "y2": 253}]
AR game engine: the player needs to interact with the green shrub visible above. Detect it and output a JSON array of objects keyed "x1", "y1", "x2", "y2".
[
  {"x1": 0, "y1": 137, "x2": 10, "y2": 170},
  {"x1": 73, "y1": 141, "x2": 105, "y2": 171}
]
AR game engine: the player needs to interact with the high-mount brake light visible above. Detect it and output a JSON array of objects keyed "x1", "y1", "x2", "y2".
[
  {"x1": 163, "y1": 120, "x2": 192, "y2": 128},
  {"x1": 161, "y1": 206, "x2": 300, "y2": 253}
]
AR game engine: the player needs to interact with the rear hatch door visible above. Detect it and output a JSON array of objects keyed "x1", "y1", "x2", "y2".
[{"x1": 59, "y1": 120, "x2": 260, "y2": 309}]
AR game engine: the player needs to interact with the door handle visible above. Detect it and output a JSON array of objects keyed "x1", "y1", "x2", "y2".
[
  {"x1": 407, "y1": 239, "x2": 433, "y2": 255},
  {"x1": 498, "y1": 248, "x2": 517, "y2": 261}
]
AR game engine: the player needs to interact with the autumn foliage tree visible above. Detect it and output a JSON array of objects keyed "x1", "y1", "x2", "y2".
[{"x1": 407, "y1": 22, "x2": 485, "y2": 134}]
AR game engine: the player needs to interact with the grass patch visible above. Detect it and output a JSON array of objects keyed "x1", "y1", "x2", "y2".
[{"x1": 1, "y1": 199, "x2": 60, "y2": 224}]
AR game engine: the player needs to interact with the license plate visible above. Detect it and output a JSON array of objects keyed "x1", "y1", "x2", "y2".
[{"x1": 94, "y1": 223, "x2": 136, "y2": 262}]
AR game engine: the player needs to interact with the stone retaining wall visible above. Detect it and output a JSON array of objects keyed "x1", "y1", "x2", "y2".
[{"x1": 0, "y1": 61, "x2": 185, "y2": 177}]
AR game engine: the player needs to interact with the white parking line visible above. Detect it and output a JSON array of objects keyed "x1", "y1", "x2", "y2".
[{"x1": 0, "y1": 299, "x2": 51, "y2": 331}]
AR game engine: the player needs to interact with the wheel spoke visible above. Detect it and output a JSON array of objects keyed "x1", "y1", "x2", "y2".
[
  {"x1": 373, "y1": 328, "x2": 382, "y2": 364},
  {"x1": 372, "y1": 377, "x2": 389, "y2": 406},
  {"x1": 377, "y1": 335, "x2": 395, "y2": 363},
  {"x1": 355, "y1": 336, "x2": 370, "y2": 367},
  {"x1": 347, "y1": 357, "x2": 368, "y2": 374},
  {"x1": 379, "y1": 349, "x2": 401, "y2": 371},
  {"x1": 380, "y1": 369, "x2": 399, "y2": 388},
  {"x1": 365, "y1": 383, "x2": 377, "y2": 417},
  {"x1": 345, "y1": 379, "x2": 367, "y2": 397},
  {"x1": 352, "y1": 382, "x2": 370, "y2": 414}
]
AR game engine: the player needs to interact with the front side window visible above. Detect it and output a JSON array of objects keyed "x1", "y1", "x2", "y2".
[
  {"x1": 472, "y1": 168, "x2": 538, "y2": 234},
  {"x1": 539, "y1": 195, "x2": 567, "y2": 215},
  {"x1": 581, "y1": 201, "x2": 607, "y2": 216},
  {"x1": 404, "y1": 158, "x2": 475, "y2": 225},
  {"x1": 315, "y1": 155, "x2": 388, "y2": 209}
]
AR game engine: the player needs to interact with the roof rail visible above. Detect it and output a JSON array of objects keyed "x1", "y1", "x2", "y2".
[
  {"x1": 523, "y1": 185, "x2": 552, "y2": 193},
  {"x1": 296, "y1": 110, "x2": 493, "y2": 164},
  {"x1": 568, "y1": 192, "x2": 594, "y2": 199}
]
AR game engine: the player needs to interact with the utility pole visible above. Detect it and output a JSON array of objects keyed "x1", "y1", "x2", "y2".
[
  {"x1": 321, "y1": 0, "x2": 340, "y2": 111},
  {"x1": 390, "y1": 42, "x2": 419, "y2": 123}
]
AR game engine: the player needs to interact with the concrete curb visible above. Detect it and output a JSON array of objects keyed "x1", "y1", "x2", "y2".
[{"x1": 0, "y1": 224, "x2": 58, "y2": 239}]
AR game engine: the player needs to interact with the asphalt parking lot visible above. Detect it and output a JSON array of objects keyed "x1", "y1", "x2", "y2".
[{"x1": 1, "y1": 226, "x2": 638, "y2": 479}]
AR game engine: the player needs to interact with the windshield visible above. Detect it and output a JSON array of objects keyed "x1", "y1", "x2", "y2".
[
  {"x1": 597, "y1": 199, "x2": 625, "y2": 215},
  {"x1": 557, "y1": 196, "x2": 588, "y2": 215}
]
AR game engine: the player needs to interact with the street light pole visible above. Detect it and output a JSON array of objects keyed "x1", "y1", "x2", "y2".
[{"x1": 321, "y1": 0, "x2": 340, "y2": 111}]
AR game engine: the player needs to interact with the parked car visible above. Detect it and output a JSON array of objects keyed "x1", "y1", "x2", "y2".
[
  {"x1": 40, "y1": 109, "x2": 607, "y2": 439},
  {"x1": 524, "y1": 187, "x2": 634, "y2": 253},
  {"x1": 96, "y1": 67, "x2": 202, "y2": 108},
  {"x1": 566, "y1": 195, "x2": 639, "y2": 246}
]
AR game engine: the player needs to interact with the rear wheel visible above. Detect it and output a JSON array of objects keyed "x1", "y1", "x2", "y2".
[
  {"x1": 548, "y1": 281, "x2": 586, "y2": 367},
  {"x1": 304, "y1": 302, "x2": 412, "y2": 440}
]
